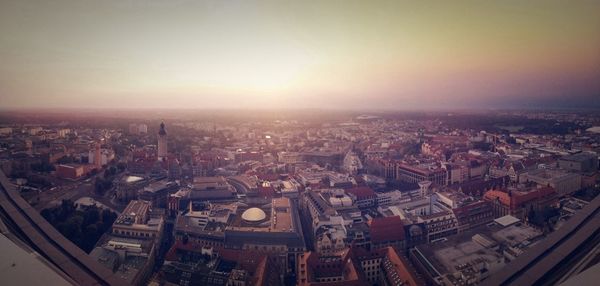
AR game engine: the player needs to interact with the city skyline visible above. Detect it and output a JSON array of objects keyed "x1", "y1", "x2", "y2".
[
  {"x1": 2, "y1": 2, "x2": 600, "y2": 285},
  {"x1": 1, "y1": 0, "x2": 599, "y2": 110}
]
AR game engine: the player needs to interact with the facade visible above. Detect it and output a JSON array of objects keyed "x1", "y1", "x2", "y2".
[
  {"x1": 278, "y1": 151, "x2": 303, "y2": 164},
  {"x1": 55, "y1": 164, "x2": 85, "y2": 180},
  {"x1": 346, "y1": 186, "x2": 377, "y2": 208},
  {"x1": 558, "y1": 152, "x2": 598, "y2": 173},
  {"x1": 189, "y1": 176, "x2": 236, "y2": 200},
  {"x1": 138, "y1": 180, "x2": 179, "y2": 208},
  {"x1": 452, "y1": 200, "x2": 494, "y2": 233},
  {"x1": 521, "y1": 169, "x2": 582, "y2": 196},
  {"x1": 91, "y1": 200, "x2": 165, "y2": 286},
  {"x1": 116, "y1": 175, "x2": 148, "y2": 203},
  {"x1": 111, "y1": 200, "x2": 164, "y2": 239},
  {"x1": 396, "y1": 163, "x2": 447, "y2": 186},
  {"x1": 88, "y1": 145, "x2": 115, "y2": 168},
  {"x1": 368, "y1": 216, "x2": 406, "y2": 250},
  {"x1": 376, "y1": 190, "x2": 404, "y2": 206},
  {"x1": 417, "y1": 211, "x2": 458, "y2": 242},
  {"x1": 434, "y1": 191, "x2": 494, "y2": 233},
  {"x1": 483, "y1": 186, "x2": 557, "y2": 220},
  {"x1": 298, "y1": 249, "x2": 360, "y2": 285},
  {"x1": 171, "y1": 197, "x2": 305, "y2": 275},
  {"x1": 343, "y1": 151, "x2": 364, "y2": 175},
  {"x1": 298, "y1": 247, "x2": 423, "y2": 286}
]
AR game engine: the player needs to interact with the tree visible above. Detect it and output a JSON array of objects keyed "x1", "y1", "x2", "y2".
[
  {"x1": 63, "y1": 215, "x2": 84, "y2": 245},
  {"x1": 94, "y1": 178, "x2": 113, "y2": 195},
  {"x1": 82, "y1": 224, "x2": 99, "y2": 252},
  {"x1": 41, "y1": 208, "x2": 55, "y2": 224},
  {"x1": 42, "y1": 200, "x2": 119, "y2": 253},
  {"x1": 82, "y1": 206, "x2": 100, "y2": 227},
  {"x1": 101, "y1": 209, "x2": 117, "y2": 225},
  {"x1": 117, "y1": 162, "x2": 127, "y2": 172}
]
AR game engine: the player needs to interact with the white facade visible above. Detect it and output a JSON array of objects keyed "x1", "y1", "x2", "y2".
[
  {"x1": 342, "y1": 151, "x2": 363, "y2": 175},
  {"x1": 376, "y1": 190, "x2": 403, "y2": 206},
  {"x1": 0, "y1": 127, "x2": 12, "y2": 135},
  {"x1": 88, "y1": 149, "x2": 115, "y2": 166}
]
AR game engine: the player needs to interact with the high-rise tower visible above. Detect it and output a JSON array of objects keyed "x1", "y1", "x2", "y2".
[
  {"x1": 157, "y1": 121, "x2": 167, "y2": 161},
  {"x1": 94, "y1": 142, "x2": 102, "y2": 169}
]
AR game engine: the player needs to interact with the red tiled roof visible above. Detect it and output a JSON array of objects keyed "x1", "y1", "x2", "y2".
[
  {"x1": 346, "y1": 186, "x2": 376, "y2": 200},
  {"x1": 369, "y1": 216, "x2": 405, "y2": 243},
  {"x1": 257, "y1": 173, "x2": 280, "y2": 181},
  {"x1": 383, "y1": 247, "x2": 424, "y2": 286},
  {"x1": 483, "y1": 186, "x2": 556, "y2": 209}
]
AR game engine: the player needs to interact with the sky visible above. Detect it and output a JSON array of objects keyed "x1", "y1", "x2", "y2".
[{"x1": 1, "y1": 0, "x2": 599, "y2": 110}]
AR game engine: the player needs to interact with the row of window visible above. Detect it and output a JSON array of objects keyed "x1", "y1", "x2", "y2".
[{"x1": 114, "y1": 229, "x2": 156, "y2": 238}]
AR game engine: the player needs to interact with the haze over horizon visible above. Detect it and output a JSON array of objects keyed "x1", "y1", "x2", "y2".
[{"x1": 1, "y1": 0, "x2": 599, "y2": 110}]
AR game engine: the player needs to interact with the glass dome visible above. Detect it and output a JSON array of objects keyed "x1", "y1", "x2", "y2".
[{"x1": 241, "y1": 207, "x2": 266, "y2": 222}]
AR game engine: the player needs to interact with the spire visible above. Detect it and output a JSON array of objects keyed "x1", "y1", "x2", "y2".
[{"x1": 158, "y1": 121, "x2": 167, "y2": 136}]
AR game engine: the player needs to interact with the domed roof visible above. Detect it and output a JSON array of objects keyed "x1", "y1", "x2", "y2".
[{"x1": 241, "y1": 207, "x2": 266, "y2": 222}]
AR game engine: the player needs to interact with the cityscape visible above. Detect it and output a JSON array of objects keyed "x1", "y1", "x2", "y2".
[{"x1": 1, "y1": 1, "x2": 600, "y2": 286}]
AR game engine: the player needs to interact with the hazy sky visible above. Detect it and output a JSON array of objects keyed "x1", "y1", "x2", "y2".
[{"x1": 1, "y1": 0, "x2": 599, "y2": 110}]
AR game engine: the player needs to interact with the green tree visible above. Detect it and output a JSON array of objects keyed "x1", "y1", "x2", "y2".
[{"x1": 82, "y1": 206, "x2": 100, "y2": 228}]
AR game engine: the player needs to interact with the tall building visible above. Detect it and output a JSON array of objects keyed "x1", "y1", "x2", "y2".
[
  {"x1": 157, "y1": 121, "x2": 167, "y2": 161},
  {"x1": 90, "y1": 200, "x2": 165, "y2": 286},
  {"x1": 94, "y1": 142, "x2": 101, "y2": 169}
]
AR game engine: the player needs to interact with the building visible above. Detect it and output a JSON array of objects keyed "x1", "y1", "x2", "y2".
[
  {"x1": 343, "y1": 151, "x2": 363, "y2": 175},
  {"x1": 452, "y1": 200, "x2": 494, "y2": 233},
  {"x1": 396, "y1": 163, "x2": 447, "y2": 186},
  {"x1": 55, "y1": 164, "x2": 85, "y2": 180},
  {"x1": 158, "y1": 249, "x2": 279, "y2": 286},
  {"x1": 376, "y1": 190, "x2": 404, "y2": 207},
  {"x1": 224, "y1": 197, "x2": 306, "y2": 273},
  {"x1": 129, "y1": 123, "x2": 148, "y2": 135},
  {"x1": 157, "y1": 122, "x2": 167, "y2": 161},
  {"x1": 171, "y1": 197, "x2": 305, "y2": 275},
  {"x1": 94, "y1": 142, "x2": 101, "y2": 169},
  {"x1": 235, "y1": 151, "x2": 263, "y2": 162},
  {"x1": 298, "y1": 248, "x2": 362, "y2": 285},
  {"x1": 558, "y1": 152, "x2": 598, "y2": 173},
  {"x1": 481, "y1": 196, "x2": 600, "y2": 286},
  {"x1": 138, "y1": 124, "x2": 148, "y2": 134},
  {"x1": 278, "y1": 151, "x2": 303, "y2": 164},
  {"x1": 90, "y1": 200, "x2": 165, "y2": 286},
  {"x1": 368, "y1": 216, "x2": 406, "y2": 250},
  {"x1": 88, "y1": 144, "x2": 115, "y2": 168},
  {"x1": 137, "y1": 180, "x2": 179, "y2": 208},
  {"x1": 188, "y1": 176, "x2": 236, "y2": 200},
  {"x1": 521, "y1": 169, "x2": 581, "y2": 196},
  {"x1": 434, "y1": 191, "x2": 494, "y2": 233},
  {"x1": 116, "y1": 175, "x2": 148, "y2": 203},
  {"x1": 111, "y1": 200, "x2": 164, "y2": 239},
  {"x1": 410, "y1": 218, "x2": 542, "y2": 285},
  {"x1": 298, "y1": 247, "x2": 424, "y2": 286},
  {"x1": 345, "y1": 186, "x2": 377, "y2": 208},
  {"x1": 417, "y1": 211, "x2": 458, "y2": 242},
  {"x1": 0, "y1": 127, "x2": 12, "y2": 135},
  {"x1": 483, "y1": 186, "x2": 557, "y2": 220}
]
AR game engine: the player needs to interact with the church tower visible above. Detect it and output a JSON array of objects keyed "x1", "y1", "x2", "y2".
[{"x1": 157, "y1": 121, "x2": 167, "y2": 161}]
